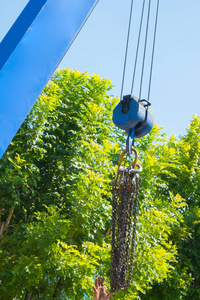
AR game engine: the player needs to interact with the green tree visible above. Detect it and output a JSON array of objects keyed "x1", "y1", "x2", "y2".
[
  {"x1": 0, "y1": 68, "x2": 198, "y2": 299},
  {"x1": 140, "y1": 115, "x2": 200, "y2": 300}
]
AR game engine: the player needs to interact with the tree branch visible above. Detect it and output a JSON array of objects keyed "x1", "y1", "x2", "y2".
[
  {"x1": 0, "y1": 207, "x2": 14, "y2": 241},
  {"x1": 52, "y1": 278, "x2": 64, "y2": 299}
]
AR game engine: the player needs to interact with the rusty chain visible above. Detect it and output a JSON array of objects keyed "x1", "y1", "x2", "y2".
[{"x1": 110, "y1": 149, "x2": 142, "y2": 292}]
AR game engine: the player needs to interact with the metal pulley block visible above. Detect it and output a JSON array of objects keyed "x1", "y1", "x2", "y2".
[{"x1": 112, "y1": 94, "x2": 154, "y2": 155}]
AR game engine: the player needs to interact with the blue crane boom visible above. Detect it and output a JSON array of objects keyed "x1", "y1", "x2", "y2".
[{"x1": 0, "y1": 0, "x2": 97, "y2": 158}]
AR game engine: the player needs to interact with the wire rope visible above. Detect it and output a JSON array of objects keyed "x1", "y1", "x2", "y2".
[
  {"x1": 61, "y1": 0, "x2": 160, "y2": 105},
  {"x1": 139, "y1": 0, "x2": 152, "y2": 100},
  {"x1": 147, "y1": 0, "x2": 160, "y2": 100},
  {"x1": 131, "y1": 0, "x2": 146, "y2": 94},
  {"x1": 120, "y1": 0, "x2": 135, "y2": 100}
]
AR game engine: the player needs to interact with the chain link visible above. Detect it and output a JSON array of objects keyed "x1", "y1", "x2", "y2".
[{"x1": 110, "y1": 156, "x2": 142, "y2": 293}]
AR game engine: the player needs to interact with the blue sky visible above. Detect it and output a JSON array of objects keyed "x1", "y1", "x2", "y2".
[{"x1": 0, "y1": 0, "x2": 200, "y2": 137}]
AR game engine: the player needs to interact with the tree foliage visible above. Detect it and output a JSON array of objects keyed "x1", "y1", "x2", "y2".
[
  {"x1": 140, "y1": 115, "x2": 200, "y2": 299},
  {"x1": 0, "y1": 68, "x2": 199, "y2": 299}
]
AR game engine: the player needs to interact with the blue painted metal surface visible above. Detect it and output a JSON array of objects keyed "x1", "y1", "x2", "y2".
[
  {"x1": 0, "y1": 0, "x2": 47, "y2": 71},
  {"x1": 113, "y1": 94, "x2": 154, "y2": 155},
  {"x1": 0, "y1": 0, "x2": 97, "y2": 158}
]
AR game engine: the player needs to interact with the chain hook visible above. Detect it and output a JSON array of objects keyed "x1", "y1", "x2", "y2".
[
  {"x1": 111, "y1": 147, "x2": 142, "y2": 292},
  {"x1": 116, "y1": 148, "x2": 140, "y2": 186}
]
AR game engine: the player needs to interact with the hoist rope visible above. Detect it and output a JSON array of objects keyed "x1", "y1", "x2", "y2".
[
  {"x1": 120, "y1": 0, "x2": 160, "y2": 102},
  {"x1": 131, "y1": 0, "x2": 146, "y2": 94},
  {"x1": 148, "y1": 0, "x2": 160, "y2": 100},
  {"x1": 139, "y1": 0, "x2": 152, "y2": 100},
  {"x1": 120, "y1": 0, "x2": 135, "y2": 100}
]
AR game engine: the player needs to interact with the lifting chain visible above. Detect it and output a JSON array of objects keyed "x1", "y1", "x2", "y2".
[{"x1": 110, "y1": 148, "x2": 142, "y2": 293}]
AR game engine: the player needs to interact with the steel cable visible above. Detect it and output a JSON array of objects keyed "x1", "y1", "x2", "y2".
[
  {"x1": 131, "y1": 0, "x2": 146, "y2": 94},
  {"x1": 148, "y1": 0, "x2": 160, "y2": 100},
  {"x1": 120, "y1": 0, "x2": 135, "y2": 100},
  {"x1": 139, "y1": 0, "x2": 152, "y2": 100}
]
